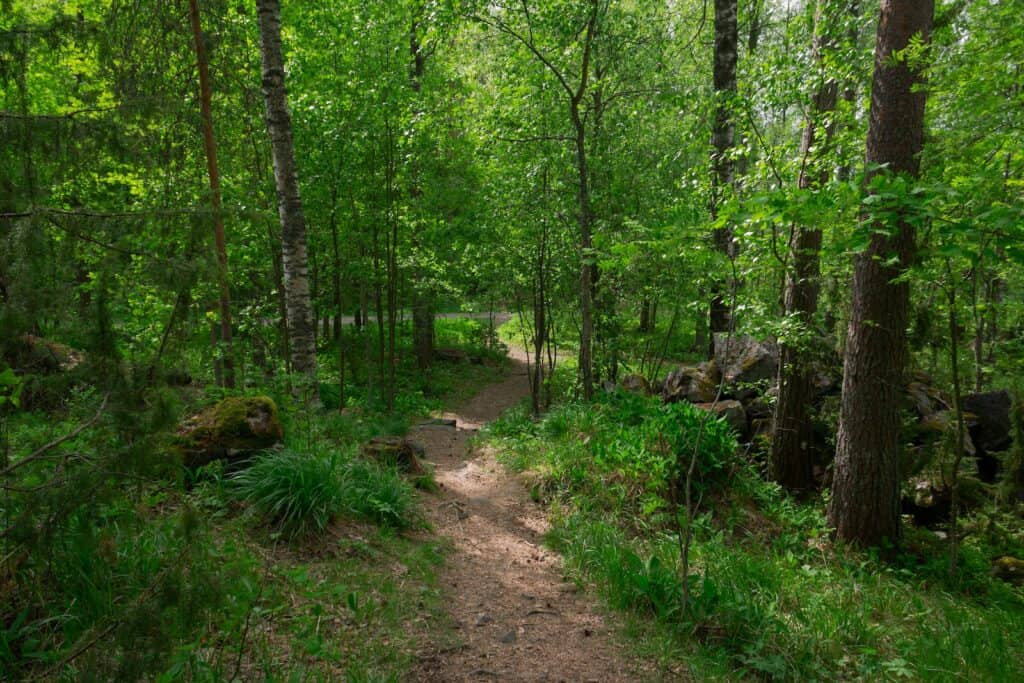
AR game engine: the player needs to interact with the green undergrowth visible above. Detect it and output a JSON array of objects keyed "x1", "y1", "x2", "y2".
[
  {"x1": 230, "y1": 447, "x2": 421, "y2": 537},
  {"x1": 499, "y1": 310, "x2": 700, "y2": 372},
  {"x1": 0, "y1": 399, "x2": 449, "y2": 681},
  {"x1": 484, "y1": 392, "x2": 1024, "y2": 681},
  {"x1": 1, "y1": 317, "x2": 508, "y2": 680}
]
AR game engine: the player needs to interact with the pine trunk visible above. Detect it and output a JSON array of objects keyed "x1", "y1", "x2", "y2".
[
  {"x1": 829, "y1": 0, "x2": 933, "y2": 547},
  {"x1": 708, "y1": 0, "x2": 739, "y2": 356},
  {"x1": 771, "y1": 0, "x2": 839, "y2": 493},
  {"x1": 187, "y1": 0, "x2": 234, "y2": 388}
]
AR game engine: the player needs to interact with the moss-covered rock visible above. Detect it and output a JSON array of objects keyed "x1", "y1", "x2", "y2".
[
  {"x1": 662, "y1": 361, "x2": 720, "y2": 404},
  {"x1": 619, "y1": 374, "x2": 651, "y2": 396},
  {"x1": 175, "y1": 396, "x2": 283, "y2": 469},
  {"x1": 992, "y1": 556, "x2": 1024, "y2": 586}
]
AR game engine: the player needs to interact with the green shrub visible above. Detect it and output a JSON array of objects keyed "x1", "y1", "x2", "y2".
[
  {"x1": 492, "y1": 391, "x2": 738, "y2": 519},
  {"x1": 232, "y1": 449, "x2": 346, "y2": 537},
  {"x1": 341, "y1": 458, "x2": 419, "y2": 529},
  {"x1": 551, "y1": 516, "x2": 683, "y2": 621},
  {"x1": 232, "y1": 448, "x2": 419, "y2": 537}
]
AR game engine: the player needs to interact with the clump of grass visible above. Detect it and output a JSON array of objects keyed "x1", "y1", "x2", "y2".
[
  {"x1": 342, "y1": 457, "x2": 420, "y2": 529},
  {"x1": 232, "y1": 449, "x2": 346, "y2": 537},
  {"x1": 232, "y1": 448, "x2": 420, "y2": 537}
]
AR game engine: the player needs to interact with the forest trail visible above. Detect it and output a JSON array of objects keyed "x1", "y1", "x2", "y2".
[{"x1": 411, "y1": 349, "x2": 649, "y2": 682}]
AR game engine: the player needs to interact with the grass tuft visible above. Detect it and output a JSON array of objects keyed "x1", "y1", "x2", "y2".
[{"x1": 232, "y1": 448, "x2": 420, "y2": 537}]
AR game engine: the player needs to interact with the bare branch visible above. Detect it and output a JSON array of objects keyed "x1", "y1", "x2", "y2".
[{"x1": 0, "y1": 393, "x2": 110, "y2": 479}]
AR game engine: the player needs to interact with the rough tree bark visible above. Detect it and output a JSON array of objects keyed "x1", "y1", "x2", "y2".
[
  {"x1": 770, "y1": 0, "x2": 840, "y2": 493},
  {"x1": 188, "y1": 0, "x2": 235, "y2": 388},
  {"x1": 708, "y1": 0, "x2": 739, "y2": 357},
  {"x1": 829, "y1": 0, "x2": 934, "y2": 547},
  {"x1": 256, "y1": 0, "x2": 317, "y2": 379}
]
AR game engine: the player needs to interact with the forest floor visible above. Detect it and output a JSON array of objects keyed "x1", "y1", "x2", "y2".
[{"x1": 411, "y1": 348, "x2": 653, "y2": 682}]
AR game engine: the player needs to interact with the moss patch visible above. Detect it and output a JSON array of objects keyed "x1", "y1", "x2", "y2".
[{"x1": 175, "y1": 396, "x2": 284, "y2": 468}]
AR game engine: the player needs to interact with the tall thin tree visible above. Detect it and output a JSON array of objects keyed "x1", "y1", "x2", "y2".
[
  {"x1": 829, "y1": 0, "x2": 934, "y2": 546},
  {"x1": 770, "y1": 0, "x2": 841, "y2": 493},
  {"x1": 409, "y1": 7, "x2": 435, "y2": 371},
  {"x1": 708, "y1": 0, "x2": 739, "y2": 357},
  {"x1": 256, "y1": 0, "x2": 317, "y2": 378},
  {"x1": 187, "y1": 0, "x2": 235, "y2": 388}
]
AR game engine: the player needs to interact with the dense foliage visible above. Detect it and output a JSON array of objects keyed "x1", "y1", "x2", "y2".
[{"x1": 1, "y1": 0, "x2": 1022, "y2": 679}]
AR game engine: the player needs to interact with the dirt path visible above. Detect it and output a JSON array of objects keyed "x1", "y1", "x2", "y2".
[{"x1": 411, "y1": 352, "x2": 646, "y2": 682}]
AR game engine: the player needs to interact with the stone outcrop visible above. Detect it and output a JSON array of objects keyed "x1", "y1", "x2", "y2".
[
  {"x1": 662, "y1": 361, "x2": 720, "y2": 404},
  {"x1": 714, "y1": 334, "x2": 778, "y2": 398}
]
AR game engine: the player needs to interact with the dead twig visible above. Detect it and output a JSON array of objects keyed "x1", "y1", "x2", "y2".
[{"x1": 0, "y1": 393, "x2": 109, "y2": 478}]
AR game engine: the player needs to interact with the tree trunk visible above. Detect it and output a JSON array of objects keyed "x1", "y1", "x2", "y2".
[
  {"x1": 256, "y1": 0, "x2": 317, "y2": 379},
  {"x1": 188, "y1": 0, "x2": 235, "y2": 388},
  {"x1": 329, "y1": 188, "x2": 345, "y2": 408},
  {"x1": 385, "y1": 119, "x2": 399, "y2": 411},
  {"x1": 829, "y1": 0, "x2": 933, "y2": 547},
  {"x1": 573, "y1": 2, "x2": 598, "y2": 400},
  {"x1": 409, "y1": 14, "x2": 435, "y2": 372},
  {"x1": 708, "y1": 0, "x2": 739, "y2": 357},
  {"x1": 973, "y1": 267, "x2": 984, "y2": 393},
  {"x1": 771, "y1": 0, "x2": 840, "y2": 493}
]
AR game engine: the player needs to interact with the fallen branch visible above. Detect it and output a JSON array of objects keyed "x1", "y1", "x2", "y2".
[{"x1": 0, "y1": 393, "x2": 109, "y2": 478}]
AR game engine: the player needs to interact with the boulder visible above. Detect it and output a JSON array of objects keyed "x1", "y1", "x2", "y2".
[
  {"x1": 902, "y1": 475, "x2": 993, "y2": 528},
  {"x1": 694, "y1": 400, "x2": 748, "y2": 438},
  {"x1": 993, "y1": 556, "x2": 1024, "y2": 586},
  {"x1": 662, "y1": 361, "x2": 720, "y2": 404},
  {"x1": 915, "y1": 410, "x2": 977, "y2": 457},
  {"x1": 620, "y1": 374, "x2": 652, "y2": 396},
  {"x1": 4, "y1": 334, "x2": 84, "y2": 374},
  {"x1": 713, "y1": 334, "x2": 778, "y2": 399},
  {"x1": 434, "y1": 347, "x2": 469, "y2": 363},
  {"x1": 906, "y1": 372, "x2": 951, "y2": 420},
  {"x1": 175, "y1": 396, "x2": 283, "y2": 469},
  {"x1": 362, "y1": 437, "x2": 427, "y2": 475},
  {"x1": 963, "y1": 390, "x2": 1013, "y2": 453}
]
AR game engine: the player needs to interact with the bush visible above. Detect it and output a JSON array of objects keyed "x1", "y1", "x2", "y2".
[
  {"x1": 232, "y1": 449, "x2": 346, "y2": 537},
  {"x1": 491, "y1": 391, "x2": 738, "y2": 519},
  {"x1": 232, "y1": 448, "x2": 419, "y2": 537}
]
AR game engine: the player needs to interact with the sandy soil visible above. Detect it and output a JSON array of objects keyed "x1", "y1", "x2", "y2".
[{"x1": 410, "y1": 352, "x2": 649, "y2": 682}]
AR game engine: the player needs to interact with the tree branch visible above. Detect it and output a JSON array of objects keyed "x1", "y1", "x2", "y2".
[{"x1": 0, "y1": 393, "x2": 109, "y2": 478}]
